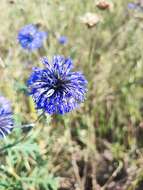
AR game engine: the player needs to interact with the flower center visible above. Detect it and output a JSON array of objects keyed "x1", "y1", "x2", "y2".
[
  {"x1": 25, "y1": 34, "x2": 34, "y2": 42},
  {"x1": 54, "y1": 79, "x2": 65, "y2": 91}
]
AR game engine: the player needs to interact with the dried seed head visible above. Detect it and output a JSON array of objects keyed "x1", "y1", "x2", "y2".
[
  {"x1": 96, "y1": 0, "x2": 113, "y2": 11},
  {"x1": 80, "y1": 12, "x2": 102, "y2": 28}
]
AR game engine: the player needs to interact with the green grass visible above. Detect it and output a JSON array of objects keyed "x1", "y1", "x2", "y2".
[{"x1": 0, "y1": 0, "x2": 143, "y2": 189}]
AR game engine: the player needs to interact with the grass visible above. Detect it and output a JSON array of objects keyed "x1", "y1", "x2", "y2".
[{"x1": 0, "y1": 0, "x2": 143, "y2": 189}]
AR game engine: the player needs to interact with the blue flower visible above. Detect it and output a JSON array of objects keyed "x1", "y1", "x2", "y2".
[
  {"x1": 18, "y1": 24, "x2": 47, "y2": 51},
  {"x1": 127, "y1": 2, "x2": 143, "y2": 12},
  {"x1": 58, "y1": 36, "x2": 68, "y2": 45},
  {"x1": 128, "y1": 2, "x2": 138, "y2": 9},
  {"x1": 27, "y1": 55, "x2": 87, "y2": 114},
  {"x1": 0, "y1": 96, "x2": 13, "y2": 138}
]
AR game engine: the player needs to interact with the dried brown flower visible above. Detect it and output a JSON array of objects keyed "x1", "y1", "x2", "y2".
[
  {"x1": 80, "y1": 12, "x2": 102, "y2": 28},
  {"x1": 96, "y1": 0, "x2": 113, "y2": 11}
]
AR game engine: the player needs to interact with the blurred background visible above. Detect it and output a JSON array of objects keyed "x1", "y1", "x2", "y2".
[{"x1": 0, "y1": 0, "x2": 143, "y2": 189}]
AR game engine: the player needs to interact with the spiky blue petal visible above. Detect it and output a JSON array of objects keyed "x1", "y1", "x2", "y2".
[
  {"x1": 0, "y1": 96, "x2": 13, "y2": 138},
  {"x1": 27, "y1": 55, "x2": 87, "y2": 114}
]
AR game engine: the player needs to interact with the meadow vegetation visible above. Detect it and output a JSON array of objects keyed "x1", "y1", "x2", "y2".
[{"x1": 0, "y1": 0, "x2": 143, "y2": 189}]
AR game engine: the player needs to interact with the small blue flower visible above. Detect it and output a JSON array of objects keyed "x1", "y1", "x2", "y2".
[
  {"x1": 127, "y1": 2, "x2": 143, "y2": 12},
  {"x1": 18, "y1": 24, "x2": 47, "y2": 51},
  {"x1": 0, "y1": 96, "x2": 13, "y2": 138},
  {"x1": 27, "y1": 55, "x2": 87, "y2": 114},
  {"x1": 58, "y1": 36, "x2": 68, "y2": 45},
  {"x1": 128, "y1": 2, "x2": 138, "y2": 10}
]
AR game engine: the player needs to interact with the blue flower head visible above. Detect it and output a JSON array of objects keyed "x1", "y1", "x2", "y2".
[
  {"x1": 58, "y1": 36, "x2": 68, "y2": 45},
  {"x1": 128, "y1": 2, "x2": 138, "y2": 10},
  {"x1": 18, "y1": 24, "x2": 47, "y2": 51},
  {"x1": 127, "y1": 2, "x2": 143, "y2": 12},
  {"x1": 0, "y1": 96, "x2": 13, "y2": 138},
  {"x1": 27, "y1": 55, "x2": 87, "y2": 114}
]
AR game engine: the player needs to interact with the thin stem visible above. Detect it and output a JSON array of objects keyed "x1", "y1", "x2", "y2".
[{"x1": 101, "y1": 161, "x2": 123, "y2": 190}]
